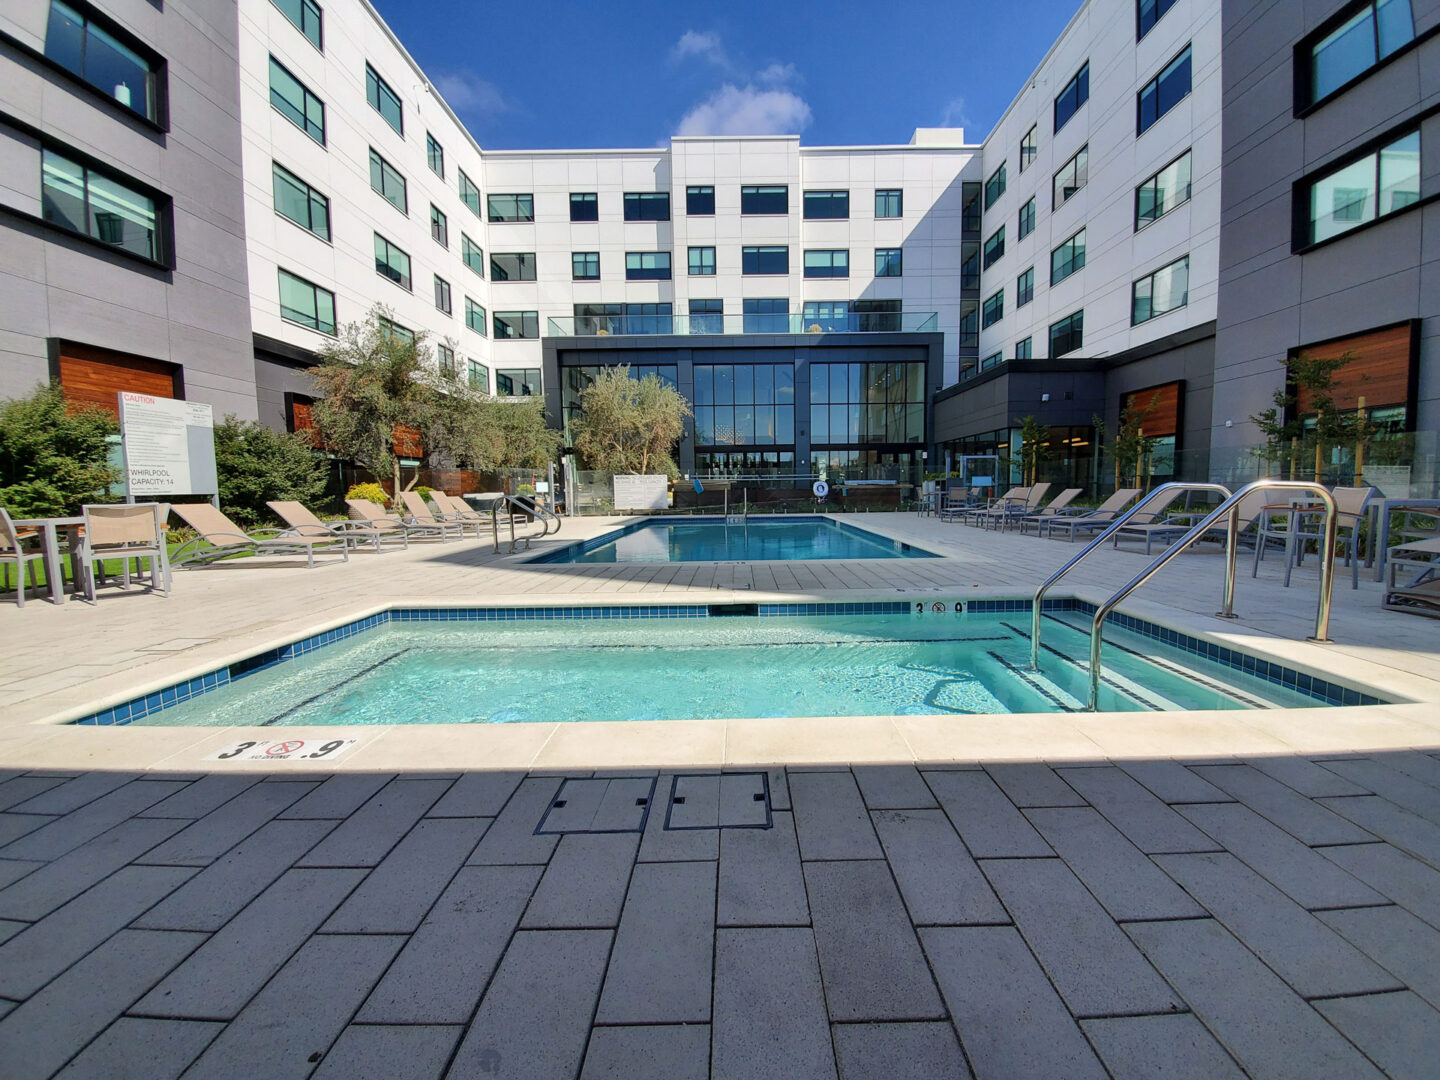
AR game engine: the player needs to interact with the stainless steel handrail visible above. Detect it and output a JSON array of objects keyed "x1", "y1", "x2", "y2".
[
  {"x1": 491, "y1": 495, "x2": 559, "y2": 554},
  {"x1": 1030, "y1": 483, "x2": 1233, "y2": 670},
  {"x1": 1084, "y1": 479, "x2": 1338, "y2": 711}
]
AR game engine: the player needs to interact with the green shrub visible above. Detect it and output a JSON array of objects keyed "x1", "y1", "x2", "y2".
[
  {"x1": 414, "y1": 485, "x2": 433, "y2": 503},
  {"x1": 345, "y1": 482, "x2": 389, "y2": 506},
  {"x1": 214, "y1": 417, "x2": 329, "y2": 528},
  {"x1": 0, "y1": 382, "x2": 119, "y2": 517}
]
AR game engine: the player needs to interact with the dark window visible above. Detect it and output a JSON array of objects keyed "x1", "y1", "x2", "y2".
[
  {"x1": 686, "y1": 185, "x2": 715, "y2": 215},
  {"x1": 459, "y1": 170, "x2": 481, "y2": 215},
  {"x1": 426, "y1": 132, "x2": 443, "y2": 177},
  {"x1": 742, "y1": 246, "x2": 788, "y2": 275},
  {"x1": 1138, "y1": 0, "x2": 1178, "y2": 38},
  {"x1": 1138, "y1": 44, "x2": 1191, "y2": 135},
  {"x1": 433, "y1": 274, "x2": 451, "y2": 314},
  {"x1": 1136, "y1": 150, "x2": 1192, "y2": 228},
  {"x1": 365, "y1": 62, "x2": 402, "y2": 135},
  {"x1": 1053, "y1": 145, "x2": 1089, "y2": 209},
  {"x1": 40, "y1": 148, "x2": 163, "y2": 261},
  {"x1": 1304, "y1": 128, "x2": 1420, "y2": 245},
  {"x1": 466, "y1": 297, "x2": 486, "y2": 335},
  {"x1": 808, "y1": 360, "x2": 926, "y2": 445},
  {"x1": 984, "y1": 162, "x2": 1007, "y2": 209},
  {"x1": 573, "y1": 303, "x2": 621, "y2": 336},
  {"x1": 874, "y1": 248, "x2": 903, "y2": 277},
  {"x1": 688, "y1": 246, "x2": 716, "y2": 276},
  {"x1": 372, "y1": 232, "x2": 410, "y2": 290},
  {"x1": 278, "y1": 268, "x2": 335, "y2": 334},
  {"x1": 468, "y1": 359, "x2": 488, "y2": 390},
  {"x1": 272, "y1": 162, "x2": 329, "y2": 240},
  {"x1": 377, "y1": 317, "x2": 412, "y2": 344},
  {"x1": 572, "y1": 252, "x2": 599, "y2": 280},
  {"x1": 623, "y1": 302, "x2": 673, "y2": 334},
  {"x1": 493, "y1": 312, "x2": 539, "y2": 340},
  {"x1": 368, "y1": 148, "x2": 407, "y2": 213},
  {"x1": 983, "y1": 227, "x2": 1005, "y2": 269},
  {"x1": 1306, "y1": 0, "x2": 1414, "y2": 104},
  {"x1": 430, "y1": 204, "x2": 447, "y2": 247},
  {"x1": 1018, "y1": 197, "x2": 1036, "y2": 239},
  {"x1": 1054, "y1": 62, "x2": 1089, "y2": 132},
  {"x1": 804, "y1": 190, "x2": 849, "y2": 219},
  {"x1": 689, "y1": 298, "x2": 723, "y2": 334},
  {"x1": 804, "y1": 250, "x2": 849, "y2": 278},
  {"x1": 1051, "y1": 228, "x2": 1086, "y2": 284},
  {"x1": 742, "y1": 298, "x2": 788, "y2": 333},
  {"x1": 1015, "y1": 336, "x2": 1032, "y2": 360},
  {"x1": 961, "y1": 182, "x2": 982, "y2": 231},
  {"x1": 490, "y1": 252, "x2": 536, "y2": 281},
  {"x1": 44, "y1": 1, "x2": 161, "y2": 121},
  {"x1": 741, "y1": 185, "x2": 788, "y2": 214},
  {"x1": 961, "y1": 242, "x2": 980, "y2": 290},
  {"x1": 268, "y1": 56, "x2": 324, "y2": 143},
  {"x1": 487, "y1": 193, "x2": 534, "y2": 222},
  {"x1": 1020, "y1": 126, "x2": 1037, "y2": 172},
  {"x1": 959, "y1": 301, "x2": 979, "y2": 349},
  {"x1": 496, "y1": 368, "x2": 540, "y2": 395},
  {"x1": 625, "y1": 251, "x2": 671, "y2": 280},
  {"x1": 624, "y1": 192, "x2": 670, "y2": 221},
  {"x1": 876, "y1": 189, "x2": 903, "y2": 218},
  {"x1": 1017, "y1": 267, "x2": 1034, "y2": 307},
  {"x1": 1049, "y1": 310, "x2": 1084, "y2": 356},
  {"x1": 461, "y1": 234, "x2": 483, "y2": 276},
  {"x1": 981, "y1": 351, "x2": 1003, "y2": 370},
  {"x1": 1132, "y1": 254, "x2": 1189, "y2": 324},
  {"x1": 852, "y1": 299, "x2": 902, "y2": 332},
  {"x1": 982, "y1": 290, "x2": 1004, "y2": 329},
  {"x1": 570, "y1": 192, "x2": 598, "y2": 221},
  {"x1": 271, "y1": 0, "x2": 323, "y2": 49},
  {"x1": 802, "y1": 302, "x2": 851, "y2": 332},
  {"x1": 437, "y1": 343, "x2": 455, "y2": 378}
]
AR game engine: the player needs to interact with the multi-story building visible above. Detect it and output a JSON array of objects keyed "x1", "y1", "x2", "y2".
[{"x1": 2, "y1": 0, "x2": 1435, "y2": 495}]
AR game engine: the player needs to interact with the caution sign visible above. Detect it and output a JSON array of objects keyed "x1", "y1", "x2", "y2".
[{"x1": 206, "y1": 738, "x2": 357, "y2": 762}]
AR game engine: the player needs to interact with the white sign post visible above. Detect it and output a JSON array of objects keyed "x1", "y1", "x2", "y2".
[
  {"x1": 118, "y1": 393, "x2": 218, "y2": 501},
  {"x1": 612, "y1": 474, "x2": 668, "y2": 510}
]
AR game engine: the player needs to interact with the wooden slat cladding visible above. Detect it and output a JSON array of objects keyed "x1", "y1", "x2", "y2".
[
  {"x1": 58, "y1": 344, "x2": 179, "y2": 416},
  {"x1": 393, "y1": 424, "x2": 423, "y2": 458},
  {"x1": 1121, "y1": 380, "x2": 1181, "y2": 437},
  {"x1": 1294, "y1": 324, "x2": 1413, "y2": 412}
]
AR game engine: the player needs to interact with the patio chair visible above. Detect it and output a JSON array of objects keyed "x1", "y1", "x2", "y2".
[
  {"x1": 1253, "y1": 485, "x2": 1374, "y2": 589},
  {"x1": 345, "y1": 498, "x2": 447, "y2": 542},
  {"x1": 1014, "y1": 488, "x2": 1082, "y2": 534},
  {"x1": 433, "y1": 492, "x2": 514, "y2": 539},
  {"x1": 267, "y1": 500, "x2": 407, "y2": 553},
  {"x1": 936, "y1": 489, "x2": 983, "y2": 522},
  {"x1": 0, "y1": 506, "x2": 47, "y2": 607},
  {"x1": 1041, "y1": 488, "x2": 1148, "y2": 542},
  {"x1": 171, "y1": 503, "x2": 348, "y2": 569},
  {"x1": 399, "y1": 490, "x2": 463, "y2": 541},
  {"x1": 77, "y1": 503, "x2": 172, "y2": 603},
  {"x1": 1383, "y1": 535, "x2": 1440, "y2": 618},
  {"x1": 954, "y1": 485, "x2": 1032, "y2": 527}
]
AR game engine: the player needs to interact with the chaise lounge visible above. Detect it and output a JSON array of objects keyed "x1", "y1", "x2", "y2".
[{"x1": 171, "y1": 503, "x2": 348, "y2": 568}]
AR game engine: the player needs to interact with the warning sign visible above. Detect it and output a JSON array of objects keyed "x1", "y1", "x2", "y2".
[{"x1": 206, "y1": 738, "x2": 357, "y2": 762}]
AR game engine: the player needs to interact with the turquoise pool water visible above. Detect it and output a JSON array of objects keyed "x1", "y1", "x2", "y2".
[
  {"x1": 132, "y1": 611, "x2": 1327, "y2": 727},
  {"x1": 531, "y1": 517, "x2": 937, "y2": 563}
]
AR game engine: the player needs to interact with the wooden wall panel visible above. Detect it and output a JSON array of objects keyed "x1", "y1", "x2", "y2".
[
  {"x1": 1121, "y1": 380, "x2": 1182, "y2": 437},
  {"x1": 1294, "y1": 324, "x2": 1413, "y2": 412},
  {"x1": 58, "y1": 345, "x2": 179, "y2": 416}
]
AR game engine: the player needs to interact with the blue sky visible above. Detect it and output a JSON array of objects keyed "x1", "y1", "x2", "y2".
[{"x1": 373, "y1": 0, "x2": 1086, "y2": 149}]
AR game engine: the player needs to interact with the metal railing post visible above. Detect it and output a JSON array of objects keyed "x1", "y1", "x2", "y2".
[{"x1": 1218, "y1": 505, "x2": 1241, "y2": 618}]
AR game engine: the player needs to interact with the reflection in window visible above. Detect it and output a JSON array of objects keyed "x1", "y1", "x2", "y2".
[
  {"x1": 365, "y1": 63, "x2": 403, "y2": 134},
  {"x1": 437, "y1": 344, "x2": 455, "y2": 378},
  {"x1": 810, "y1": 362, "x2": 926, "y2": 446},
  {"x1": 689, "y1": 299, "x2": 723, "y2": 335},
  {"x1": 741, "y1": 186, "x2": 788, "y2": 214},
  {"x1": 983, "y1": 228, "x2": 1005, "y2": 269},
  {"x1": 570, "y1": 192, "x2": 597, "y2": 221},
  {"x1": 1309, "y1": 0, "x2": 1413, "y2": 103},
  {"x1": 742, "y1": 246, "x2": 788, "y2": 275},
  {"x1": 804, "y1": 191, "x2": 849, "y2": 219},
  {"x1": 625, "y1": 252, "x2": 672, "y2": 280},
  {"x1": 1015, "y1": 336, "x2": 1032, "y2": 360},
  {"x1": 496, "y1": 368, "x2": 540, "y2": 396},
  {"x1": 368, "y1": 148, "x2": 407, "y2": 213},
  {"x1": 572, "y1": 252, "x2": 599, "y2": 280},
  {"x1": 1132, "y1": 255, "x2": 1189, "y2": 324},
  {"x1": 465, "y1": 297, "x2": 486, "y2": 335},
  {"x1": 426, "y1": 132, "x2": 444, "y2": 177},
  {"x1": 1017, "y1": 267, "x2": 1034, "y2": 307},
  {"x1": 688, "y1": 247, "x2": 716, "y2": 276},
  {"x1": 686, "y1": 186, "x2": 715, "y2": 215},
  {"x1": 961, "y1": 182, "x2": 982, "y2": 231},
  {"x1": 982, "y1": 290, "x2": 1004, "y2": 329},
  {"x1": 804, "y1": 250, "x2": 849, "y2": 278},
  {"x1": 1020, "y1": 126, "x2": 1037, "y2": 172},
  {"x1": 1138, "y1": 45, "x2": 1191, "y2": 135},
  {"x1": 1018, "y1": 197, "x2": 1036, "y2": 239},
  {"x1": 373, "y1": 232, "x2": 410, "y2": 290},
  {"x1": 1138, "y1": 0, "x2": 1176, "y2": 39},
  {"x1": 491, "y1": 252, "x2": 537, "y2": 281},
  {"x1": 1051, "y1": 228, "x2": 1086, "y2": 284},
  {"x1": 468, "y1": 360, "x2": 489, "y2": 392},
  {"x1": 984, "y1": 163, "x2": 1006, "y2": 209},
  {"x1": 272, "y1": 163, "x2": 329, "y2": 240},
  {"x1": 41, "y1": 149, "x2": 160, "y2": 261},
  {"x1": 1053, "y1": 145, "x2": 1088, "y2": 209},
  {"x1": 1050, "y1": 310, "x2": 1084, "y2": 356},
  {"x1": 278, "y1": 268, "x2": 335, "y2": 334},
  {"x1": 269, "y1": 57, "x2": 324, "y2": 143},
  {"x1": 1135, "y1": 151, "x2": 1191, "y2": 228},
  {"x1": 693, "y1": 363, "x2": 795, "y2": 447},
  {"x1": 430, "y1": 204, "x2": 447, "y2": 247},
  {"x1": 802, "y1": 302, "x2": 851, "y2": 332},
  {"x1": 742, "y1": 298, "x2": 788, "y2": 333},
  {"x1": 875, "y1": 248, "x2": 903, "y2": 277},
  {"x1": 433, "y1": 274, "x2": 451, "y2": 315},
  {"x1": 623, "y1": 193, "x2": 670, "y2": 221},
  {"x1": 45, "y1": 1, "x2": 159, "y2": 121},
  {"x1": 459, "y1": 171, "x2": 481, "y2": 215},
  {"x1": 1306, "y1": 130, "x2": 1420, "y2": 244},
  {"x1": 1054, "y1": 62, "x2": 1089, "y2": 132},
  {"x1": 876, "y1": 189, "x2": 903, "y2": 218},
  {"x1": 461, "y1": 234, "x2": 484, "y2": 276},
  {"x1": 272, "y1": 0, "x2": 323, "y2": 49},
  {"x1": 962, "y1": 243, "x2": 980, "y2": 290},
  {"x1": 487, "y1": 193, "x2": 534, "y2": 222},
  {"x1": 852, "y1": 299, "x2": 902, "y2": 332},
  {"x1": 493, "y1": 311, "x2": 539, "y2": 339}
]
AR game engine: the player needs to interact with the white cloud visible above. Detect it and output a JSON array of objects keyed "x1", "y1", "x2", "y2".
[
  {"x1": 675, "y1": 82, "x2": 812, "y2": 136},
  {"x1": 670, "y1": 30, "x2": 727, "y2": 67},
  {"x1": 430, "y1": 71, "x2": 510, "y2": 115},
  {"x1": 939, "y1": 97, "x2": 969, "y2": 129},
  {"x1": 754, "y1": 62, "x2": 798, "y2": 86}
]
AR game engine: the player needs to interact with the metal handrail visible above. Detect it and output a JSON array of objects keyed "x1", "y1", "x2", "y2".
[
  {"x1": 1084, "y1": 479, "x2": 1338, "y2": 711},
  {"x1": 1030, "y1": 483, "x2": 1233, "y2": 670},
  {"x1": 491, "y1": 495, "x2": 560, "y2": 554}
]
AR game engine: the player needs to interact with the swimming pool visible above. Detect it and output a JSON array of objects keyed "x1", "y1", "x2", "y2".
[
  {"x1": 105, "y1": 605, "x2": 1380, "y2": 728},
  {"x1": 530, "y1": 516, "x2": 937, "y2": 563}
]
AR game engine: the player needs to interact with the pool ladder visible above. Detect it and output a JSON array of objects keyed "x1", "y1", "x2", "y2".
[
  {"x1": 1029, "y1": 479, "x2": 1340, "y2": 711},
  {"x1": 491, "y1": 495, "x2": 562, "y2": 554}
]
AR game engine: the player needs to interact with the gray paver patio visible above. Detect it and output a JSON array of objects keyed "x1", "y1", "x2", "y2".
[{"x1": 0, "y1": 759, "x2": 1436, "y2": 1076}]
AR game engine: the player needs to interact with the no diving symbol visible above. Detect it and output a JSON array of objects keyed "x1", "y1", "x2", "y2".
[
  {"x1": 266, "y1": 740, "x2": 304, "y2": 756},
  {"x1": 931, "y1": 602, "x2": 947, "y2": 613}
]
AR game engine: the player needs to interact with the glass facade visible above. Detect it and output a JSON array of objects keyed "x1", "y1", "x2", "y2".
[
  {"x1": 742, "y1": 298, "x2": 788, "y2": 333},
  {"x1": 689, "y1": 299, "x2": 723, "y2": 334},
  {"x1": 41, "y1": 149, "x2": 160, "y2": 261},
  {"x1": 694, "y1": 363, "x2": 795, "y2": 448},
  {"x1": 810, "y1": 362, "x2": 925, "y2": 447}
]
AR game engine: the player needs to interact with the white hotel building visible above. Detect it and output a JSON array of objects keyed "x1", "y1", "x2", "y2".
[{"x1": 2, "y1": 0, "x2": 1435, "y2": 488}]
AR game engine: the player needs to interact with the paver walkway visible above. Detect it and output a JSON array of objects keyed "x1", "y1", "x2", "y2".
[{"x1": 3, "y1": 755, "x2": 1440, "y2": 1078}]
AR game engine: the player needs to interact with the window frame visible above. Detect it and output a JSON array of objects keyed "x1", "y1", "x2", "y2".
[
  {"x1": 1294, "y1": 122, "x2": 1425, "y2": 251},
  {"x1": 1135, "y1": 149, "x2": 1193, "y2": 230},
  {"x1": 686, "y1": 185, "x2": 715, "y2": 215},
  {"x1": 42, "y1": 0, "x2": 167, "y2": 126},
  {"x1": 487, "y1": 193, "x2": 534, "y2": 223},
  {"x1": 268, "y1": 55, "x2": 325, "y2": 145},
  {"x1": 433, "y1": 273, "x2": 451, "y2": 315},
  {"x1": 874, "y1": 247, "x2": 904, "y2": 277},
  {"x1": 271, "y1": 161, "x2": 330, "y2": 241},
  {"x1": 365, "y1": 61, "x2": 403, "y2": 135},
  {"x1": 465, "y1": 297, "x2": 488, "y2": 336},
  {"x1": 271, "y1": 0, "x2": 323, "y2": 51},
  {"x1": 426, "y1": 132, "x2": 444, "y2": 178},
  {"x1": 984, "y1": 162, "x2": 1007, "y2": 209},
  {"x1": 1296, "y1": 0, "x2": 1422, "y2": 113},
  {"x1": 623, "y1": 192, "x2": 671, "y2": 222},
  {"x1": 1131, "y1": 253, "x2": 1190, "y2": 325},
  {"x1": 572, "y1": 251, "x2": 600, "y2": 280},
  {"x1": 1018, "y1": 196, "x2": 1036, "y2": 239},
  {"x1": 1137, "y1": 0, "x2": 1177, "y2": 40},
  {"x1": 458, "y1": 170, "x2": 481, "y2": 216},
  {"x1": 1050, "y1": 227, "x2": 1087, "y2": 285},
  {"x1": 1017, "y1": 266, "x2": 1035, "y2": 307},
  {"x1": 875, "y1": 189, "x2": 903, "y2": 218},
  {"x1": 490, "y1": 252, "x2": 537, "y2": 282},
  {"x1": 1052, "y1": 144, "x2": 1089, "y2": 211},
  {"x1": 437, "y1": 343, "x2": 456, "y2": 379},
  {"x1": 372, "y1": 232, "x2": 411, "y2": 291},
  {"x1": 982, "y1": 227, "x2": 1005, "y2": 269},
  {"x1": 277, "y1": 266, "x2": 335, "y2": 335},
  {"x1": 367, "y1": 147, "x2": 407, "y2": 214},
  {"x1": 742, "y1": 245, "x2": 789, "y2": 275},
  {"x1": 492, "y1": 311, "x2": 539, "y2": 340},
  {"x1": 981, "y1": 289, "x2": 1005, "y2": 329},
  {"x1": 468, "y1": 359, "x2": 489, "y2": 391},
  {"x1": 429, "y1": 203, "x2": 447, "y2": 247},
  {"x1": 569, "y1": 192, "x2": 598, "y2": 222},
  {"x1": 1015, "y1": 336, "x2": 1033, "y2": 360},
  {"x1": 803, "y1": 190, "x2": 850, "y2": 219},
  {"x1": 688, "y1": 246, "x2": 716, "y2": 276},
  {"x1": 625, "y1": 251, "x2": 672, "y2": 281},
  {"x1": 1020, "y1": 126, "x2": 1037, "y2": 172},
  {"x1": 38, "y1": 143, "x2": 171, "y2": 266},
  {"x1": 1137, "y1": 43, "x2": 1192, "y2": 136},
  {"x1": 740, "y1": 185, "x2": 789, "y2": 215},
  {"x1": 461, "y1": 233, "x2": 484, "y2": 277},
  {"x1": 1049, "y1": 310, "x2": 1084, "y2": 357},
  {"x1": 803, "y1": 249, "x2": 850, "y2": 278},
  {"x1": 1054, "y1": 62, "x2": 1090, "y2": 133}
]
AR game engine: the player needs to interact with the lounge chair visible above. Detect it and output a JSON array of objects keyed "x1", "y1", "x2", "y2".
[
  {"x1": 346, "y1": 498, "x2": 448, "y2": 542},
  {"x1": 399, "y1": 490, "x2": 463, "y2": 540},
  {"x1": 267, "y1": 500, "x2": 407, "y2": 553},
  {"x1": 936, "y1": 489, "x2": 984, "y2": 522},
  {"x1": 952, "y1": 485, "x2": 1032, "y2": 526},
  {"x1": 78, "y1": 503, "x2": 172, "y2": 602},
  {"x1": 171, "y1": 502, "x2": 348, "y2": 569},
  {"x1": 1115, "y1": 485, "x2": 1313, "y2": 557},
  {"x1": 0, "y1": 506, "x2": 48, "y2": 607},
  {"x1": 1041, "y1": 488, "x2": 1145, "y2": 541},
  {"x1": 966, "y1": 484, "x2": 1053, "y2": 530},
  {"x1": 423, "y1": 492, "x2": 485, "y2": 539},
  {"x1": 1252, "y1": 485, "x2": 1374, "y2": 589},
  {"x1": 1384, "y1": 535, "x2": 1440, "y2": 618},
  {"x1": 1013, "y1": 487, "x2": 1083, "y2": 533}
]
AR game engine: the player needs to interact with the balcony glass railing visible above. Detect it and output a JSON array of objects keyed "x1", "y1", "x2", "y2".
[{"x1": 544, "y1": 312, "x2": 939, "y2": 337}]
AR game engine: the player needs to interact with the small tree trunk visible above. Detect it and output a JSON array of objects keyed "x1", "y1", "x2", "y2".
[
  {"x1": 392, "y1": 458, "x2": 402, "y2": 510},
  {"x1": 1314, "y1": 441, "x2": 1323, "y2": 484}
]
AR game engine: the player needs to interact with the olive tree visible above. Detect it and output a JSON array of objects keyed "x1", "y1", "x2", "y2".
[{"x1": 570, "y1": 366, "x2": 691, "y2": 477}]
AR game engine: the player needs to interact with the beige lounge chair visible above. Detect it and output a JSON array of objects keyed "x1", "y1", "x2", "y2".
[
  {"x1": 0, "y1": 506, "x2": 47, "y2": 607},
  {"x1": 1014, "y1": 488, "x2": 1082, "y2": 534},
  {"x1": 969, "y1": 483, "x2": 1051, "y2": 530},
  {"x1": 432, "y1": 492, "x2": 507, "y2": 539},
  {"x1": 1042, "y1": 488, "x2": 1144, "y2": 540},
  {"x1": 399, "y1": 490, "x2": 463, "y2": 540},
  {"x1": 952, "y1": 485, "x2": 1031, "y2": 526},
  {"x1": 171, "y1": 502, "x2": 347, "y2": 569},
  {"x1": 1384, "y1": 535, "x2": 1440, "y2": 618},
  {"x1": 267, "y1": 500, "x2": 407, "y2": 553},
  {"x1": 346, "y1": 498, "x2": 447, "y2": 542},
  {"x1": 78, "y1": 503, "x2": 172, "y2": 602}
]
